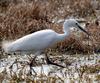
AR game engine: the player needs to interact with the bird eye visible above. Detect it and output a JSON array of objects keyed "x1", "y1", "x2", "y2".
[{"x1": 76, "y1": 23, "x2": 78, "y2": 25}]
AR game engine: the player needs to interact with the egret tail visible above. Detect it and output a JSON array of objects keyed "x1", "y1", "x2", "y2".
[{"x1": 2, "y1": 40, "x2": 14, "y2": 53}]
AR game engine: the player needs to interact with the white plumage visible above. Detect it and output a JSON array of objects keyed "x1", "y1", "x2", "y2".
[{"x1": 2, "y1": 19, "x2": 89, "y2": 54}]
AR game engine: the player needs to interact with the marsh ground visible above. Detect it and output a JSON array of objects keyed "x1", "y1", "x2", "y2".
[{"x1": 0, "y1": 0, "x2": 100, "y2": 83}]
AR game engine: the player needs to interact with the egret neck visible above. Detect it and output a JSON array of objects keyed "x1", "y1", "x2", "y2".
[{"x1": 57, "y1": 25, "x2": 70, "y2": 41}]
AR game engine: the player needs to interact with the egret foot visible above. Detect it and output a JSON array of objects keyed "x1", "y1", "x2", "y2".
[
  {"x1": 28, "y1": 55, "x2": 37, "y2": 67},
  {"x1": 45, "y1": 54, "x2": 65, "y2": 68},
  {"x1": 28, "y1": 56, "x2": 37, "y2": 75}
]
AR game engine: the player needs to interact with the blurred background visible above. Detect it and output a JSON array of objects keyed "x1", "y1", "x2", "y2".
[
  {"x1": 0, "y1": 0, "x2": 100, "y2": 82},
  {"x1": 0, "y1": 0, "x2": 100, "y2": 55}
]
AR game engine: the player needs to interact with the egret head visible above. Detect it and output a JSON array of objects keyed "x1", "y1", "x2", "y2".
[{"x1": 63, "y1": 19, "x2": 89, "y2": 35}]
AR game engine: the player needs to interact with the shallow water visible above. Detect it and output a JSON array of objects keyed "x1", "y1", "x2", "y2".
[{"x1": 0, "y1": 53, "x2": 100, "y2": 83}]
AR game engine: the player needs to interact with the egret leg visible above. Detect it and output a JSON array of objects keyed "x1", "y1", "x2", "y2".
[
  {"x1": 28, "y1": 55, "x2": 38, "y2": 67},
  {"x1": 28, "y1": 51, "x2": 42, "y2": 67},
  {"x1": 45, "y1": 53, "x2": 65, "y2": 68}
]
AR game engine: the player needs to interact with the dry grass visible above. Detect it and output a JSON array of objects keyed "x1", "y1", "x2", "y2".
[
  {"x1": 86, "y1": 20, "x2": 100, "y2": 53},
  {"x1": 0, "y1": 1, "x2": 100, "y2": 82},
  {"x1": 0, "y1": 1, "x2": 51, "y2": 40},
  {"x1": 0, "y1": 0, "x2": 100, "y2": 54}
]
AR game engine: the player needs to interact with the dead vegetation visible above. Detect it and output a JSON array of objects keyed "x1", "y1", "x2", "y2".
[
  {"x1": 0, "y1": 0, "x2": 100, "y2": 82},
  {"x1": 0, "y1": 0, "x2": 100, "y2": 54}
]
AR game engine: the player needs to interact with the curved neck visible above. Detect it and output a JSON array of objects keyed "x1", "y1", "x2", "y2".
[
  {"x1": 57, "y1": 28, "x2": 70, "y2": 41},
  {"x1": 63, "y1": 24, "x2": 70, "y2": 34}
]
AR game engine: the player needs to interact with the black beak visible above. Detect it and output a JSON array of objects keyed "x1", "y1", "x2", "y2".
[{"x1": 76, "y1": 23, "x2": 90, "y2": 35}]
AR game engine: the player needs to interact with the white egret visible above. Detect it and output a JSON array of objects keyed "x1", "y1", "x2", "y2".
[{"x1": 2, "y1": 19, "x2": 89, "y2": 67}]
